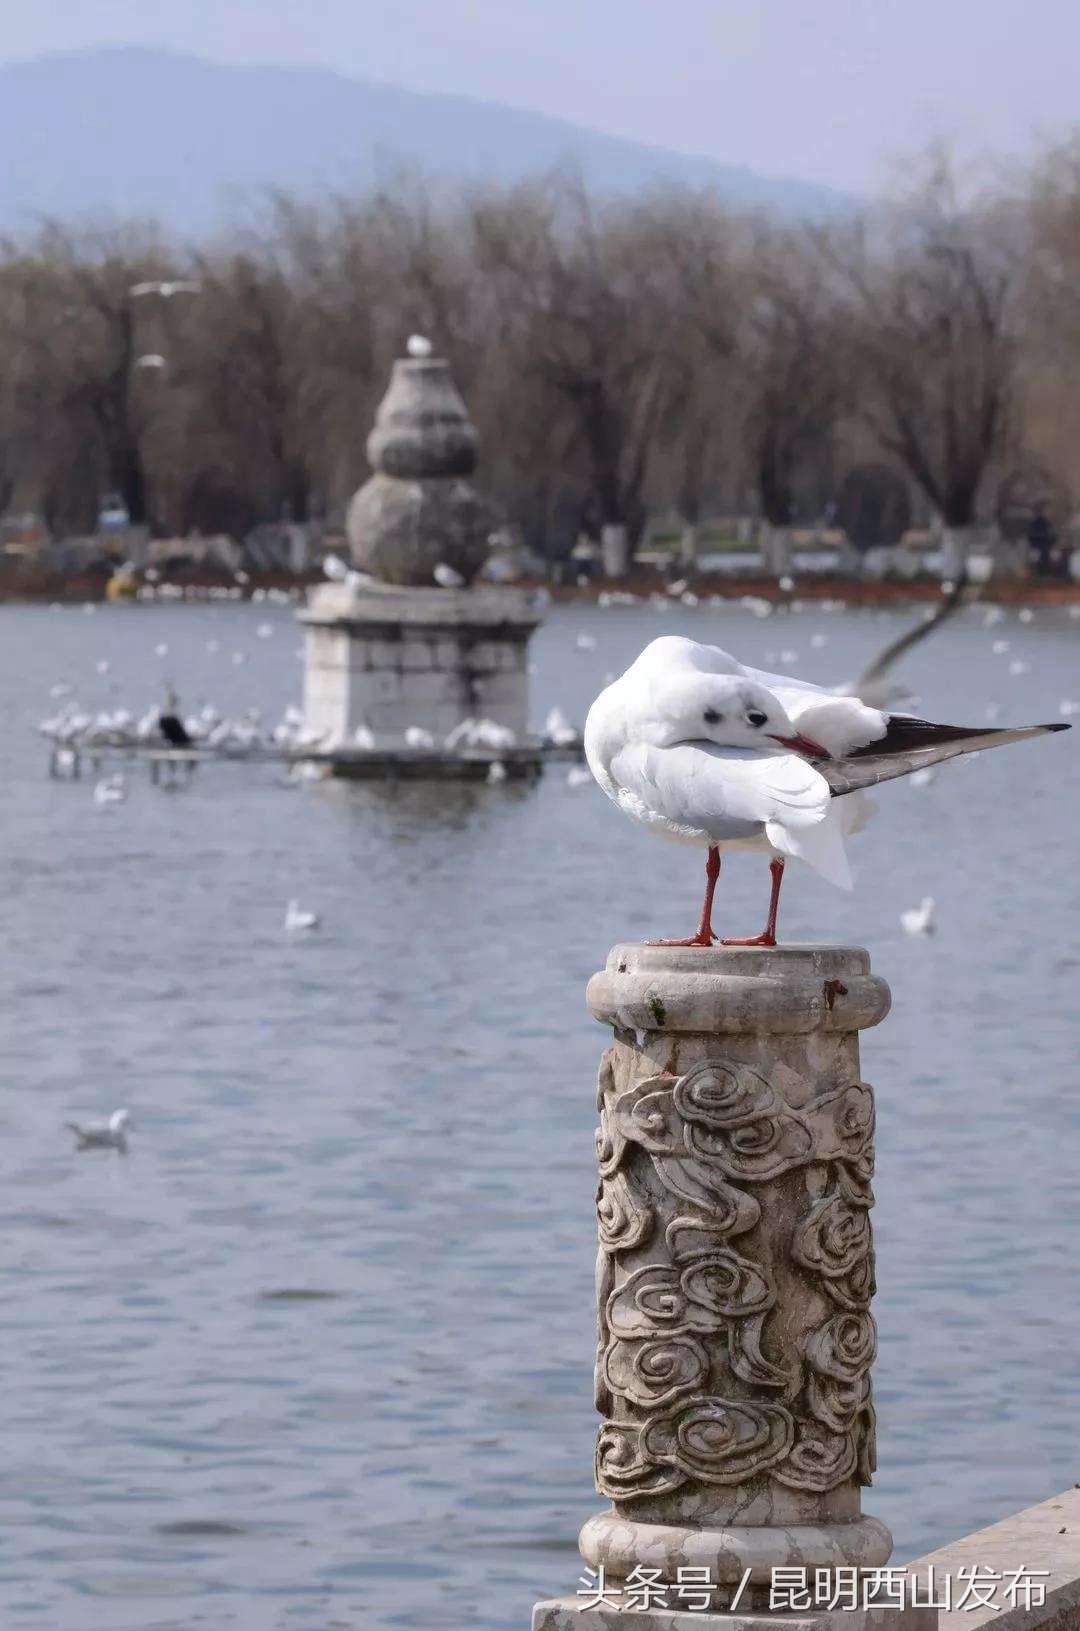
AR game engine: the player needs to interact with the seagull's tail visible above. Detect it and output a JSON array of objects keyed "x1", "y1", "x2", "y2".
[{"x1": 822, "y1": 721, "x2": 1070, "y2": 797}]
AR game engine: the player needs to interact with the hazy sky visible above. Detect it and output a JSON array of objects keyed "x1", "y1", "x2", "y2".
[{"x1": 3, "y1": 0, "x2": 1078, "y2": 192}]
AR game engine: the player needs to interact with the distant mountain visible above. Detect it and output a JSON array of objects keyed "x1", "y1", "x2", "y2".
[{"x1": 0, "y1": 46, "x2": 854, "y2": 237}]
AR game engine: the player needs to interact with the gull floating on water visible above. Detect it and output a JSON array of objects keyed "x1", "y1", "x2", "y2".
[
  {"x1": 901, "y1": 897, "x2": 936, "y2": 936},
  {"x1": 93, "y1": 774, "x2": 126, "y2": 807},
  {"x1": 584, "y1": 635, "x2": 1069, "y2": 945},
  {"x1": 542, "y1": 706, "x2": 579, "y2": 748},
  {"x1": 285, "y1": 899, "x2": 320, "y2": 932},
  {"x1": 67, "y1": 1109, "x2": 130, "y2": 1152}
]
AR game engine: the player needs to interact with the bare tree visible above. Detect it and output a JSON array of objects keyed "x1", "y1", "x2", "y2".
[
  {"x1": 826, "y1": 159, "x2": 1017, "y2": 565},
  {"x1": 469, "y1": 179, "x2": 685, "y2": 557}
]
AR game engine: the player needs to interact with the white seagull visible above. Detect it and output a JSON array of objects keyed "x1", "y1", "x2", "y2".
[
  {"x1": 67, "y1": 1109, "x2": 130, "y2": 1152},
  {"x1": 434, "y1": 562, "x2": 465, "y2": 589},
  {"x1": 284, "y1": 900, "x2": 320, "y2": 932},
  {"x1": 901, "y1": 897, "x2": 936, "y2": 936},
  {"x1": 93, "y1": 774, "x2": 127, "y2": 807},
  {"x1": 584, "y1": 636, "x2": 1069, "y2": 946}
]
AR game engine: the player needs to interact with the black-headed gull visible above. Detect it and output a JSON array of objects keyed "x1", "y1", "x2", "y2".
[
  {"x1": 584, "y1": 636, "x2": 1069, "y2": 947},
  {"x1": 67, "y1": 1109, "x2": 130, "y2": 1152},
  {"x1": 901, "y1": 897, "x2": 936, "y2": 936},
  {"x1": 285, "y1": 899, "x2": 320, "y2": 932}
]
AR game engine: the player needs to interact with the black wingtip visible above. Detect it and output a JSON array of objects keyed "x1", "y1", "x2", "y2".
[{"x1": 1045, "y1": 722, "x2": 1072, "y2": 732}]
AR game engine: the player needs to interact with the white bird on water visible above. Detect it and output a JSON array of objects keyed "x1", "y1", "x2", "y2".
[
  {"x1": 285, "y1": 899, "x2": 320, "y2": 932},
  {"x1": 901, "y1": 897, "x2": 936, "y2": 936},
  {"x1": 584, "y1": 636, "x2": 1069, "y2": 946},
  {"x1": 543, "y1": 706, "x2": 579, "y2": 748},
  {"x1": 93, "y1": 774, "x2": 126, "y2": 807},
  {"x1": 67, "y1": 1109, "x2": 130, "y2": 1152}
]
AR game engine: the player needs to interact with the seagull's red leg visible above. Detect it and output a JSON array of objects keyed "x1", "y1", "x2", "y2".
[
  {"x1": 722, "y1": 857, "x2": 785, "y2": 948},
  {"x1": 650, "y1": 847, "x2": 720, "y2": 947}
]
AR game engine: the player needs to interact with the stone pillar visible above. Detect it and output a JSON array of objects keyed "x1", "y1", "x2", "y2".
[
  {"x1": 940, "y1": 526, "x2": 975, "y2": 582},
  {"x1": 300, "y1": 580, "x2": 542, "y2": 745},
  {"x1": 601, "y1": 525, "x2": 630, "y2": 579},
  {"x1": 761, "y1": 524, "x2": 793, "y2": 579},
  {"x1": 533, "y1": 943, "x2": 934, "y2": 1631}
]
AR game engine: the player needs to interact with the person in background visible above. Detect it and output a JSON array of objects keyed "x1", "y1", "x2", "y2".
[{"x1": 1026, "y1": 503, "x2": 1059, "y2": 576}]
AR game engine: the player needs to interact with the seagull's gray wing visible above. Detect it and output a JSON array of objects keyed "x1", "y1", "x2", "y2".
[{"x1": 820, "y1": 721, "x2": 1069, "y2": 797}]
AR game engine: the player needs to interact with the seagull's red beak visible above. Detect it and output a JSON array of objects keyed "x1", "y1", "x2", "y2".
[{"x1": 769, "y1": 732, "x2": 831, "y2": 760}]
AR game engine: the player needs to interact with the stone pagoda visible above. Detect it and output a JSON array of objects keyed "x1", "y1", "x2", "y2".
[{"x1": 301, "y1": 338, "x2": 544, "y2": 750}]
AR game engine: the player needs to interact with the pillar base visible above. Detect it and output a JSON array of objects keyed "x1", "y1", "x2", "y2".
[
  {"x1": 533, "y1": 1600, "x2": 936, "y2": 1631},
  {"x1": 580, "y1": 1511, "x2": 892, "y2": 1586}
]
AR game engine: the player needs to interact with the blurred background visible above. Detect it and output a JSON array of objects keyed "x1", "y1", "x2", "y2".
[{"x1": 1, "y1": 6, "x2": 1079, "y2": 1630}]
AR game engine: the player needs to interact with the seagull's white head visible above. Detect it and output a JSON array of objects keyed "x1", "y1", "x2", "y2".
[
  {"x1": 647, "y1": 671, "x2": 829, "y2": 759},
  {"x1": 109, "y1": 1110, "x2": 130, "y2": 1133}
]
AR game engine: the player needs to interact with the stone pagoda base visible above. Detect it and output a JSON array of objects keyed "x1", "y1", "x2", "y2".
[{"x1": 300, "y1": 580, "x2": 543, "y2": 747}]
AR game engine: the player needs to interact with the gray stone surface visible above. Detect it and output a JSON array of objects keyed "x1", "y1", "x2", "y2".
[
  {"x1": 533, "y1": 1600, "x2": 936, "y2": 1631},
  {"x1": 538, "y1": 943, "x2": 904, "y2": 1626},
  {"x1": 345, "y1": 353, "x2": 494, "y2": 585},
  {"x1": 907, "y1": 1486, "x2": 1080, "y2": 1631},
  {"x1": 300, "y1": 580, "x2": 544, "y2": 746}
]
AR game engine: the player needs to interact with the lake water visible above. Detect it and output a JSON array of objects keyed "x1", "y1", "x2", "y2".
[{"x1": 1, "y1": 594, "x2": 1078, "y2": 1630}]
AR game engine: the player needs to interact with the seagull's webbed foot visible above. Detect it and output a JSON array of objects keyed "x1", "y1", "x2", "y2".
[
  {"x1": 720, "y1": 931, "x2": 777, "y2": 948},
  {"x1": 649, "y1": 931, "x2": 716, "y2": 948}
]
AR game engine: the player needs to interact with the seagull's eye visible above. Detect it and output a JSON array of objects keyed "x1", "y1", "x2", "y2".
[
  {"x1": 703, "y1": 709, "x2": 723, "y2": 725},
  {"x1": 745, "y1": 709, "x2": 768, "y2": 728}
]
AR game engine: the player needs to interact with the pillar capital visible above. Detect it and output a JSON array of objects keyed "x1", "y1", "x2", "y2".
[{"x1": 586, "y1": 944, "x2": 891, "y2": 1037}]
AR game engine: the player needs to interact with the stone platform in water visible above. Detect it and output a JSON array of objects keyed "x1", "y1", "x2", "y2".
[
  {"x1": 47, "y1": 739, "x2": 579, "y2": 782},
  {"x1": 300, "y1": 579, "x2": 544, "y2": 748}
]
